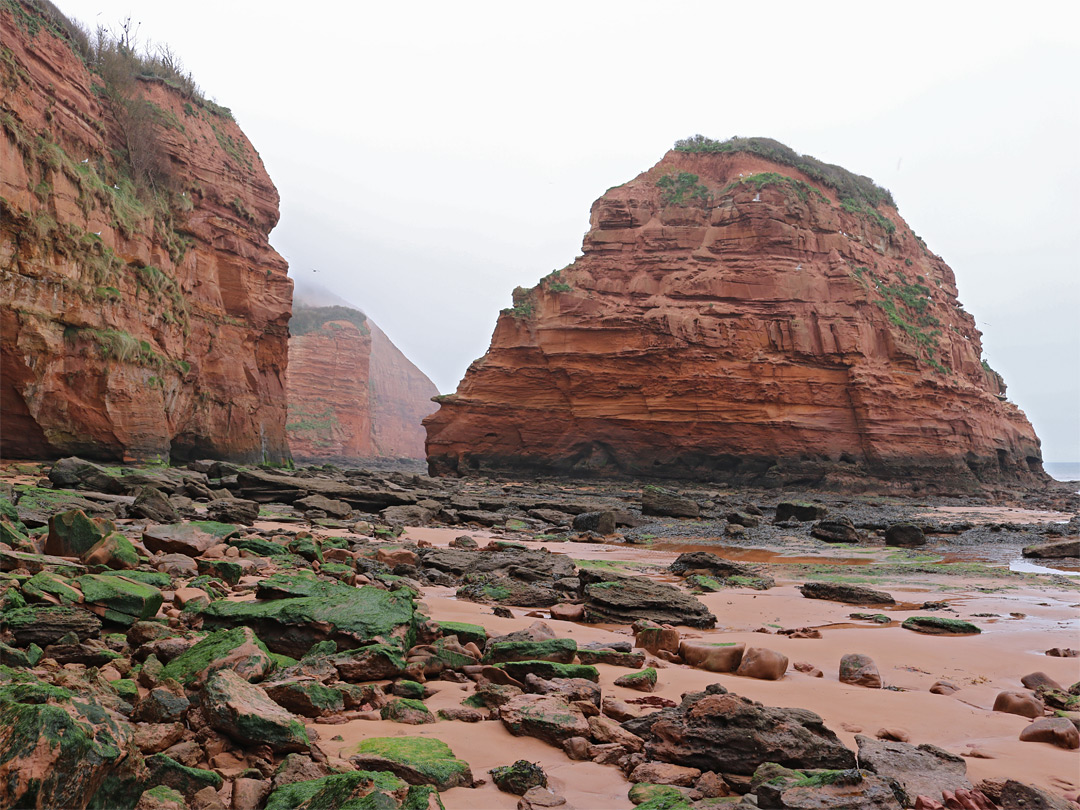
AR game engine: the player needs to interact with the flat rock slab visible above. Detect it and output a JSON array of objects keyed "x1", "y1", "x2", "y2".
[
  {"x1": 142, "y1": 524, "x2": 219, "y2": 557},
  {"x1": 581, "y1": 571, "x2": 716, "y2": 628},
  {"x1": 1022, "y1": 539, "x2": 1079, "y2": 559},
  {"x1": 800, "y1": 581, "x2": 896, "y2": 606},
  {"x1": 856, "y1": 735, "x2": 971, "y2": 802},
  {"x1": 349, "y1": 737, "x2": 474, "y2": 790},
  {"x1": 499, "y1": 693, "x2": 591, "y2": 747}
]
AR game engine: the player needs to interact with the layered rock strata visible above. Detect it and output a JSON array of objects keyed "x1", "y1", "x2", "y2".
[
  {"x1": 425, "y1": 138, "x2": 1043, "y2": 492},
  {"x1": 1, "y1": 3, "x2": 292, "y2": 462},
  {"x1": 286, "y1": 306, "x2": 438, "y2": 462}
]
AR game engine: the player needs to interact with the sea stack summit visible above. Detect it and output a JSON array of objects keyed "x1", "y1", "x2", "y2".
[{"x1": 424, "y1": 136, "x2": 1043, "y2": 493}]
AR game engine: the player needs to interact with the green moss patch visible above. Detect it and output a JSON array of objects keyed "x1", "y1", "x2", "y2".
[
  {"x1": 351, "y1": 737, "x2": 472, "y2": 790},
  {"x1": 483, "y1": 638, "x2": 576, "y2": 665},
  {"x1": 265, "y1": 770, "x2": 406, "y2": 810},
  {"x1": 77, "y1": 574, "x2": 163, "y2": 626},
  {"x1": 436, "y1": 621, "x2": 487, "y2": 646},
  {"x1": 494, "y1": 660, "x2": 599, "y2": 682},
  {"x1": 901, "y1": 616, "x2": 981, "y2": 635}
]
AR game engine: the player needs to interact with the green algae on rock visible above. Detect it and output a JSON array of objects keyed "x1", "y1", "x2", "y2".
[
  {"x1": 490, "y1": 759, "x2": 547, "y2": 795},
  {"x1": 482, "y1": 638, "x2": 577, "y2": 665},
  {"x1": 380, "y1": 697, "x2": 435, "y2": 724},
  {"x1": 901, "y1": 616, "x2": 981, "y2": 635},
  {"x1": 160, "y1": 626, "x2": 273, "y2": 686},
  {"x1": 436, "y1": 620, "x2": 487, "y2": 646},
  {"x1": 201, "y1": 669, "x2": 310, "y2": 752},
  {"x1": 1, "y1": 603, "x2": 102, "y2": 645},
  {"x1": 350, "y1": 736, "x2": 474, "y2": 790},
  {"x1": 494, "y1": 659, "x2": 599, "y2": 683},
  {"x1": 77, "y1": 574, "x2": 164, "y2": 626},
  {"x1": 0, "y1": 679, "x2": 141, "y2": 810},
  {"x1": 198, "y1": 585, "x2": 418, "y2": 658},
  {"x1": 615, "y1": 666, "x2": 658, "y2": 692},
  {"x1": 264, "y1": 770, "x2": 408, "y2": 810}
]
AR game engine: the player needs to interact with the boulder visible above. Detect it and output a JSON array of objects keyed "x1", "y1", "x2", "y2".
[
  {"x1": 839, "y1": 654, "x2": 882, "y2": 688},
  {"x1": 78, "y1": 573, "x2": 164, "y2": 626},
  {"x1": 1021, "y1": 539, "x2": 1079, "y2": 559},
  {"x1": 757, "y1": 767, "x2": 902, "y2": 809},
  {"x1": 0, "y1": 603, "x2": 101, "y2": 645},
  {"x1": 142, "y1": 523, "x2": 220, "y2": 557},
  {"x1": 349, "y1": 736, "x2": 474, "y2": 790},
  {"x1": 134, "y1": 682, "x2": 191, "y2": 723},
  {"x1": 198, "y1": 582, "x2": 418, "y2": 658},
  {"x1": 1000, "y1": 780, "x2": 1077, "y2": 809},
  {"x1": 581, "y1": 571, "x2": 715, "y2": 628},
  {"x1": 490, "y1": 760, "x2": 548, "y2": 795},
  {"x1": 206, "y1": 498, "x2": 261, "y2": 525},
  {"x1": 1018, "y1": 717, "x2": 1079, "y2": 749},
  {"x1": 901, "y1": 617, "x2": 980, "y2": 635},
  {"x1": 885, "y1": 523, "x2": 927, "y2": 547},
  {"x1": 161, "y1": 626, "x2": 274, "y2": 686},
  {"x1": 629, "y1": 762, "x2": 702, "y2": 786},
  {"x1": 131, "y1": 486, "x2": 180, "y2": 524},
  {"x1": 0, "y1": 680, "x2": 141, "y2": 810},
  {"x1": 800, "y1": 581, "x2": 896, "y2": 605},
  {"x1": 856, "y1": 735, "x2": 971, "y2": 802},
  {"x1": 499, "y1": 693, "x2": 591, "y2": 746},
  {"x1": 484, "y1": 638, "x2": 578, "y2": 665},
  {"x1": 380, "y1": 698, "x2": 435, "y2": 724},
  {"x1": 49, "y1": 457, "x2": 126, "y2": 494},
  {"x1": 295, "y1": 494, "x2": 354, "y2": 518},
  {"x1": 775, "y1": 502, "x2": 828, "y2": 522},
  {"x1": 264, "y1": 771, "x2": 408, "y2": 810},
  {"x1": 642, "y1": 488, "x2": 700, "y2": 518},
  {"x1": 44, "y1": 509, "x2": 114, "y2": 557},
  {"x1": 811, "y1": 516, "x2": 860, "y2": 542},
  {"x1": 735, "y1": 647, "x2": 788, "y2": 680},
  {"x1": 636, "y1": 687, "x2": 856, "y2": 775},
  {"x1": 572, "y1": 511, "x2": 616, "y2": 534},
  {"x1": 615, "y1": 667, "x2": 658, "y2": 692},
  {"x1": 334, "y1": 644, "x2": 407, "y2": 681},
  {"x1": 202, "y1": 669, "x2": 310, "y2": 752},
  {"x1": 635, "y1": 623, "x2": 681, "y2": 654},
  {"x1": 83, "y1": 531, "x2": 140, "y2": 570},
  {"x1": 992, "y1": 691, "x2": 1044, "y2": 719}
]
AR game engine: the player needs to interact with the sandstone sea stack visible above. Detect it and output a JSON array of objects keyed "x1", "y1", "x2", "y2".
[
  {"x1": 1, "y1": 4, "x2": 292, "y2": 463},
  {"x1": 425, "y1": 136, "x2": 1043, "y2": 492},
  {"x1": 287, "y1": 304, "x2": 439, "y2": 462}
]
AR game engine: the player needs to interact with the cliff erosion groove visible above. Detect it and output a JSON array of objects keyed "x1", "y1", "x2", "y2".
[
  {"x1": 1, "y1": 1, "x2": 292, "y2": 462},
  {"x1": 424, "y1": 137, "x2": 1043, "y2": 493}
]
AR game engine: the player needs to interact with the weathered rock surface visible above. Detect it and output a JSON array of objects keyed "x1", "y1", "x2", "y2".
[
  {"x1": 856, "y1": 735, "x2": 971, "y2": 802},
  {"x1": 801, "y1": 581, "x2": 895, "y2": 605},
  {"x1": 632, "y1": 686, "x2": 856, "y2": 775},
  {"x1": 580, "y1": 570, "x2": 715, "y2": 628},
  {"x1": 424, "y1": 137, "x2": 1043, "y2": 492},
  {"x1": 201, "y1": 669, "x2": 309, "y2": 752},
  {"x1": 0, "y1": 4, "x2": 292, "y2": 463}
]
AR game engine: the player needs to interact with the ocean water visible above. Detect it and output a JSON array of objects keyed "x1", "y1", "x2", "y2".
[{"x1": 1045, "y1": 461, "x2": 1080, "y2": 482}]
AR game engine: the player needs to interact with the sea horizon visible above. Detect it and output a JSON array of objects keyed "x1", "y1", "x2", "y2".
[{"x1": 1044, "y1": 461, "x2": 1080, "y2": 482}]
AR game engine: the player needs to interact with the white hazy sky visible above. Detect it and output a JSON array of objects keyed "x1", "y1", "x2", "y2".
[{"x1": 58, "y1": 0, "x2": 1080, "y2": 462}]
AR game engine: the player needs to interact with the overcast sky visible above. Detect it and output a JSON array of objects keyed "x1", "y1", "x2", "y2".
[{"x1": 60, "y1": 1, "x2": 1080, "y2": 462}]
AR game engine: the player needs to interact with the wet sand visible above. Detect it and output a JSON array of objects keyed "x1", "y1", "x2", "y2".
[{"x1": 303, "y1": 526, "x2": 1080, "y2": 808}]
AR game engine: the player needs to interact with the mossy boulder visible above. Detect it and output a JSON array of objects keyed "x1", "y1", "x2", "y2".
[
  {"x1": 229, "y1": 536, "x2": 287, "y2": 557},
  {"x1": 21, "y1": 571, "x2": 83, "y2": 605},
  {"x1": 494, "y1": 660, "x2": 599, "y2": 683},
  {"x1": 84, "y1": 532, "x2": 140, "y2": 570},
  {"x1": 498, "y1": 693, "x2": 591, "y2": 747},
  {"x1": 265, "y1": 679, "x2": 346, "y2": 717},
  {"x1": 380, "y1": 698, "x2": 435, "y2": 724},
  {"x1": 615, "y1": 667, "x2": 658, "y2": 692},
  {"x1": 288, "y1": 536, "x2": 324, "y2": 563},
  {"x1": 199, "y1": 585, "x2": 418, "y2": 658},
  {"x1": 264, "y1": 770, "x2": 408, "y2": 810},
  {"x1": 901, "y1": 616, "x2": 981, "y2": 635},
  {"x1": 577, "y1": 648, "x2": 647, "y2": 668},
  {"x1": 136, "y1": 785, "x2": 186, "y2": 810},
  {"x1": 1, "y1": 603, "x2": 101, "y2": 645},
  {"x1": 144, "y1": 754, "x2": 223, "y2": 797},
  {"x1": 334, "y1": 643, "x2": 408, "y2": 681},
  {"x1": 194, "y1": 558, "x2": 243, "y2": 586},
  {"x1": 44, "y1": 509, "x2": 115, "y2": 557},
  {"x1": 256, "y1": 570, "x2": 345, "y2": 600},
  {"x1": 483, "y1": 638, "x2": 577, "y2": 665},
  {"x1": 436, "y1": 621, "x2": 487, "y2": 647},
  {"x1": 201, "y1": 669, "x2": 310, "y2": 752},
  {"x1": 102, "y1": 570, "x2": 172, "y2": 589},
  {"x1": 490, "y1": 760, "x2": 547, "y2": 795},
  {"x1": 78, "y1": 574, "x2": 163, "y2": 626},
  {"x1": 0, "y1": 641, "x2": 42, "y2": 667},
  {"x1": 391, "y1": 680, "x2": 426, "y2": 700},
  {"x1": 0, "y1": 679, "x2": 142, "y2": 810},
  {"x1": 160, "y1": 626, "x2": 273, "y2": 686},
  {"x1": 628, "y1": 783, "x2": 694, "y2": 807},
  {"x1": 350, "y1": 737, "x2": 474, "y2": 790}
]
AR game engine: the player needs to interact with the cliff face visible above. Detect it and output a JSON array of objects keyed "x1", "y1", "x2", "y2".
[
  {"x1": 424, "y1": 140, "x2": 1044, "y2": 492},
  {"x1": 0, "y1": 2, "x2": 292, "y2": 462},
  {"x1": 286, "y1": 306, "x2": 438, "y2": 462}
]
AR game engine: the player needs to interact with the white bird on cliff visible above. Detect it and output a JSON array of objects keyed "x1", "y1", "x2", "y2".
[
  {"x1": 81, "y1": 158, "x2": 88, "y2": 164},
  {"x1": 753, "y1": 193, "x2": 761, "y2": 202},
  {"x1": 795, "y1": 263, "x2": 802, "y2": 271}
]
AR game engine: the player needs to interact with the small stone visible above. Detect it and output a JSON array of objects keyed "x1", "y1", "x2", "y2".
[{"x1": 839, "y1": 653, "x2": 882, "y2": 688}]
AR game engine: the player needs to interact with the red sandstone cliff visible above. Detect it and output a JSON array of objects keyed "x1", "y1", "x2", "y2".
[
  {"x1": 0, "y1": 2, "x2": 292, "y2": 462},
  {"x1": 424, "y1": 138, "x2": 1044, "y2": 492},
  {"x1": 286, "y1": 303, "x2": 438, "y2": 462}
]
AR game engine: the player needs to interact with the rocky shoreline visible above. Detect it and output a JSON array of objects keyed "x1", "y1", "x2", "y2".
[{"x1": 1, "y1": 458, "x2": 1077, "y2": 809}]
